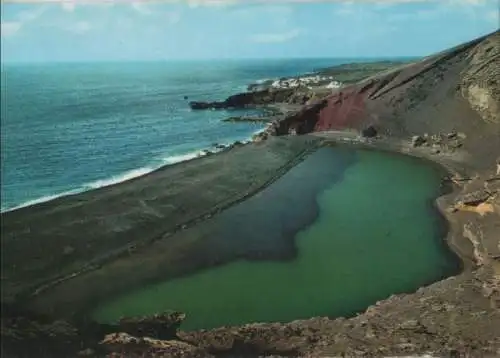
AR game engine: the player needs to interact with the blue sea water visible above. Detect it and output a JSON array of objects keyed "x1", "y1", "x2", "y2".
[{"x1": 1, "y1": 58, "x2": 384, "y2": 211}]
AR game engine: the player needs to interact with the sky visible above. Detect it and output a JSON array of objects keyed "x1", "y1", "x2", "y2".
[{"x1": 1, "y1": 0, "x2": 499, "y2": 62}]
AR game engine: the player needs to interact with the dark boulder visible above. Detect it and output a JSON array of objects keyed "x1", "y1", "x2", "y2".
[
  {"x1": 118, "y1": 312, "x2": 185, "y2": 340},
  {"x1": 456, "y1": 190, "x2": 491, "y2": 206},
  {"x1": 189, "y1": 101, "x2": 210, "y2": 110},
  {"x1": 189, "y1": 101, "x2": 226, "y2": 110},
  {"x1": 252, "y1": 131, "x2": 269, "y2": 142},
  {"x1": 411, "y1": 135, "x2": 426, "y2": 147},
  {"x1": 361, "y1": 125, "x2": 378, "y2": 138}
]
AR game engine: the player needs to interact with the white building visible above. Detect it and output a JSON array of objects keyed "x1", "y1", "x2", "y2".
[
  {"x1": 326, "y1": 81, "x2": 342, "y2": 89},
  {"x1": 269, "y1": 75, "x2": 343, "y2": 90}
]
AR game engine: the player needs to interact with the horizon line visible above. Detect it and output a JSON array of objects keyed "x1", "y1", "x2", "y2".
[{"x1": 1, "y1": 56, "x2": 422, "y2": 63}]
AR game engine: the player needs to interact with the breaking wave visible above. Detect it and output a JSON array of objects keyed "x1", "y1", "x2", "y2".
[{"x1": 1, "y1": 149, "x2": 208, "y2": 213}]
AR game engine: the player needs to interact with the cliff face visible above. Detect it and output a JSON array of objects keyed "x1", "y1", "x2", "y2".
[
  {"x1": 460, "y1": 33, "x2": 500, "y2": 124},
  {"x1": 272, "y1": 31, "x2": 500, "y2": 168}
]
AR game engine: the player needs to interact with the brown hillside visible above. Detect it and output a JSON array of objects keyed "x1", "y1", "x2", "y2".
[{"x1": 272, "y1": 31, "x2": 500, "y2": 170}]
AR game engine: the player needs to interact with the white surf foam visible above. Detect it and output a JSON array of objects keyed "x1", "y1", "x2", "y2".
[
  {"x1": 2, "y1": 132, "x2": 265, "y2": 214},
  {"x1": 160, "y1": 151, "x2": 201, "y2": 165},
  {"x1": 1, "y1": 189, "x2": 83, "y2": 213},
  {"x1": 84, "y1": 149, "x2": 204, "y2": 190},
  {"x1": 1, "y1": 149, "x2": 207, "y2": 213},
  {"x1": 255, "y1": 78, "x2": 272, "y2": 84},
  {"x1": 84, "y1": 167, "x2": 155, "y2": 189}
]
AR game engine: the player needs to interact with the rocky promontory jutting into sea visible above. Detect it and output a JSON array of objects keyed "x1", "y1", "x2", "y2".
[
  {"x1": 2, "y1": 29, "x2": 500, "y2": 358},
  {"x1": 188, "y1": 61, "x2": 407, "y2": 134}
]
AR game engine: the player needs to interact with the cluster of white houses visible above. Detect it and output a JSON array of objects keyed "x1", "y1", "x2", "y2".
[{"x1": 269, "y1": 75, "x2": 342, "y2": 90}]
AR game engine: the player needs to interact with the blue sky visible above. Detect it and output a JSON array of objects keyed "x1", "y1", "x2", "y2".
[{"x1": 1, "y1": 0, "x2": 498, "y2": 62}]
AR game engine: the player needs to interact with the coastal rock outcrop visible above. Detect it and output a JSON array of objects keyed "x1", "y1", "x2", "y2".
[
  {"x1": 117, "y1": 312, "x2": 185, "y2": 340},
  {"x1": 189, "y1": 88, "x2": 297, "y2": 110},
  {"x1": 100, "y1": 332, "x2": 208, "y2": 358},
  {"x1": 189, "y1": 62, "x2": 405, "y2": 115}
]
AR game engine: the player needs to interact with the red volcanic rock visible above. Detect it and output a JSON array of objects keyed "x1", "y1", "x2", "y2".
[{"x1": 315, "y1": 88, "x2": 368, "y2": 131}]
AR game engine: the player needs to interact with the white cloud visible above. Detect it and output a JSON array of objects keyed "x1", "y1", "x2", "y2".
[
  {"x1": 250, "y1": 28, "x2": 302, "y2": 43},
  {"x1": 1, "y1": 0, "x2": 497, "y2": 5},
  {"x1": 61, "y1": 1, "x2": 76, "y2": 11},
  {"x1": 1, "y1": 22, "x2": 23, "y2": 37},
  {"x1": 166, "y1": 10, "x2": 182, "y2": 23},
  {"x1": 231, "y1": 4, "x2": 292, "y2": 18},
  {"x1": 18, "y1": 6, "x2": 47, "y2": 21},
  {"x1": 130, "y1": 2, "x2": 181, "y2": 24},
  {"x1": 131, "y1": 1, "x2": 153, "y2": 14},
  {"x1": 188, "y1": 0, "x2": 237, "y2": 7},
  {"x1": 67, "y1": 20, "x2": 91, "y2": 33},
  {"x1": 485, "y1": 9, "x2": 499, "y2": 23},
  {"x1": 263, "y1": 4, "x2": 293, "y2": 15},
  {"x1": 0, "y1": 5, "x2": 46, "y2": 38},
  {"x1": 336, "y1": 0, "x2": 497, "y2": 23},
  {"x1": 334, "y1": 6, "x2": 355, "y2": 14},
  {"x1": 458, "y1": 0, "x2": 483, "y2": 4}
]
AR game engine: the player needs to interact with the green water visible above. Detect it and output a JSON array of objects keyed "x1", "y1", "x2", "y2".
[{"x1": 92, "y1": 149, "x2": 459, "y2": 330}]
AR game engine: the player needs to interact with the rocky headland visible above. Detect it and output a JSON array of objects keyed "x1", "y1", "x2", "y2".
[
  {"x1": 189, "y1": 61, "x2": 404, "y2": 113},
  {"x1": 188, "y1": 87, "x2": 317, "y2": 110},
  {"x1": 1, "y1": 31, "x2": 499, "y2": 357},
  {"x1": 191, "y1": 61, "x2": 404, "y2": 130}
]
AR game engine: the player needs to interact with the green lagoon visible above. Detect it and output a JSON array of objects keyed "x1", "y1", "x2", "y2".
[{"x1": 92, "y1": 148, "x2": 460, "y2": 331}]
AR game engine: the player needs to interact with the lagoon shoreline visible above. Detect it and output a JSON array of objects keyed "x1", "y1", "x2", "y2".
[{"x1": 1, "y1": 132, "x2": 496, "y2": 357}]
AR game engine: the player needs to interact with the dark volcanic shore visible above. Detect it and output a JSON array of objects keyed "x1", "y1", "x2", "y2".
[
  {"x1": 1, "y1": 136, "x2": 320, "y2": 306},
  {"x1": 2, "y1": 32, "x2": 500, "y2": 357}
]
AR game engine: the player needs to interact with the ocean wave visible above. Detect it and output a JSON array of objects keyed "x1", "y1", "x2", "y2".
[
  {"x1": 84, "y1": 167, "x2": 156, "y2": 190},
  {"x1": 255, "y1": 78, "x2": 272, "y2": 84},
  {"x1": 1, "y1": 189, "x2": 83, "y2": 213},
  {"x1": 85, "y1": 150, "x2": 206, "y2": 190},
  {"x1": 1, "y1": 149, "x2": 208, "y2": 213},
  {"x1": 160, "y1": 151, "x2": 202, "y2": 165},
  {"x1": 2, "y1": 121, "x2": 267, "y2": 214}
]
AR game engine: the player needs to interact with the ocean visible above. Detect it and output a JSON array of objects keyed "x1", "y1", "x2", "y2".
[{"x1": 1, "y1": 58, "x2": 379, "y2": 212}]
